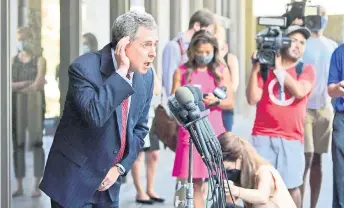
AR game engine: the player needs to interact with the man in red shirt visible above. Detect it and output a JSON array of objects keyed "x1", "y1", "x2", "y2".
[{"x1": 246, "y1": 25, "x2": 316, "y2": 208}]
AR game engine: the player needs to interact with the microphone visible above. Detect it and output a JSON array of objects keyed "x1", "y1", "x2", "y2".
[
  {"x1": 183, "y1": 85, "x2": 223, "y2": 157},
  {"x1": 175, "y1": 87, "x2": 212, "y2": 162},
  {"x1": 184, "y1": 85, "x2": 202, "y2": 102},
  {"x1": 183, "y1": 85, "x2": 206, "y2": 111},
  {"x1": 169, "y1": 86, "x2": 229, "y2": 207},
  {"x1": 167, "y1": 95, "x2": 188, "y2": 125},
  {"x1": 175, "y1": 87, "x2": 201, "y2": 122}
]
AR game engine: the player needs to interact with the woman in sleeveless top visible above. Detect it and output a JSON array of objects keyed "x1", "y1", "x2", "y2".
[
  {"x1": 214, "y1": 24, "x2": 239, "y2": 132},
  {"x1": 12, "y1": 27, "x2": 46, "y2": 198},
  {"x1": 171, "y1": 30, "x2": 234, "y2": 208},
  {"x1": 130, "y1": 66, "x2": 165, "y2": 205},
  {"x1": 218, "y1": 132, "x2": 296, "y2": 208}
]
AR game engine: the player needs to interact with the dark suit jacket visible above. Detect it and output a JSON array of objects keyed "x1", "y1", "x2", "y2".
[{"x1": 39, "y1": 43, "x2": 154, "y2": 207}]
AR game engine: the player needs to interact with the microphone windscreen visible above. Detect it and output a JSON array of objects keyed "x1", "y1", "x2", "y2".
[
  {"x1": 192, "y1": 86, "x2": 203, "y2": 102},
  {"x1": 184, "y1": 85, "x2": 203, "y2": 102},
  {"x1": 175, "y1": 87, "x2": 195, "y2": 105},
  {"x1": 167, "y1": 96, "x2": 186, "y2": 125}
]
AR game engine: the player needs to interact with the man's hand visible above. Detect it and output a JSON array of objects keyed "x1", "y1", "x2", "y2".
[
  {"x1": 202, "y1": 93, "x2": 219, "y2": 106},
  {"x1": 328, "y1": 80, "x2": 344, "y2": 98},
  {"x1": 338, "y1": 81, "x2": 344, "y2": 97},
  {"x1": 98, "y1": 166, "x2": 120, "y2": 191},
  {"x1": 115, "y1": 36, "x2": 131, "y2": 75}
]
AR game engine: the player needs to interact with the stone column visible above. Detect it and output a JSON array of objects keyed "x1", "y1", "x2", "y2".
[
  {"x1": 0, "y1": 0, "x2": 11, "y2": 207},
  {"x1": 145, "y1": 0, "x2": 170, "y2": 79},
  {"x1": 59, "y1": 0, "x2": 80, "y2": 116},
  {"x1": 203, "y1": 0, "x2": 216, "y2": 13},
  {"x1": 189, "y1": 0, "x2": 203, "y2": 17},
  {"x1": 245, "y1": 0, "x2": 256, "y2": 82},
  {"x1": 130, "y1": 0, "x2": 145, "y2": 12},
  {"x1": 228, "y1": 0, "x2": 247, "y2": 114},
  {"x1": 18, "y1": 0, "x2": 28, "y2": 26},
  {"x1": 109, "y1": 0, "x2": 130, "y2": 35},
  {"x1": 170, "y1": 0, "x2": 189, "y2": 38},
  {"x1": 215, "y1": 0, "x2": 222, "y2": 15}
]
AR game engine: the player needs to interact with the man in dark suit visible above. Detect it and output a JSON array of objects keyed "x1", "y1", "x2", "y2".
[{"x1": 39, "y1": 11, "x2": 158, "y2": 208}]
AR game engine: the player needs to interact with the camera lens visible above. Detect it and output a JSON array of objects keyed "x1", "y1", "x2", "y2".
[{"x1": 258, "y1": 50, "x2": 275, "y2": 65}]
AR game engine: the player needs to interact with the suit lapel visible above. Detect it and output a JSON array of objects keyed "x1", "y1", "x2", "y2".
[
  {"x1": 115, "y1": 73, "x2": 145, "y2": 138},
  {"x1": 128, "y1": 73, "x2": 145, "y2": 127}
]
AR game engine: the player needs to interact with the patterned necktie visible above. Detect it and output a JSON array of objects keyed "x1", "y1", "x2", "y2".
[{"x1": 114, "y1": 73, "x2": 131, "y2": 163}]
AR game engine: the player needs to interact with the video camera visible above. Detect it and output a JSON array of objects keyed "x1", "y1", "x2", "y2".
[
  {"x1": 283, "y1": 0, "x2": 324, "y2": 31},
  {"x1": 255, "y1": 0, "x2": 324, "y2": 66},
  {"x1": 255, "y1": 16, "x2": 291, "y2": 66}
]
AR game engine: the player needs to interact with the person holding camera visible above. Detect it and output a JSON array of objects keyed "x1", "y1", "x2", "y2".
[
  {"x1": 328, "y1": 44, "x2": 344, "y2": 208},
  {"x1": 246, "y1": 25, "x2": 315, "y2": 208},
  {"x1": 218, "y1": 132, "x2": 296, "y2": 208}
]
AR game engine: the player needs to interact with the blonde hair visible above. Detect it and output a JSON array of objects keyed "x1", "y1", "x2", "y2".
[{"x1": 218, "y1": 132, "x2": 270, "y2": 190}]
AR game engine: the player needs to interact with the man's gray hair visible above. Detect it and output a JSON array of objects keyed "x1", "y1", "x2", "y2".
[{"x1": 111, "y1": 11, "x2": 157, "y2": 44}]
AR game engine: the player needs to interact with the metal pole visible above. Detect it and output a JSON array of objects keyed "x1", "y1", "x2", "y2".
[{"x1": 185, "y1": 129, "x2": 194, "y2": 208}]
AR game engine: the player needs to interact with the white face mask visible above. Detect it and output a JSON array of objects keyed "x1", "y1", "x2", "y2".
[
  {"x1": 82, "y1": 45, "x2": 90, "y2": 54},
  {"x1": 17, "y1": 41, "x2": 24, "y2": 51}
]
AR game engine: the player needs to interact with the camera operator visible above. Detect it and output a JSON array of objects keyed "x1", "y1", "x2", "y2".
[
  {"x1": 300, "y1": 6, "x2": 338, "y2": 208},
  {"x1": 246, "y1": 25, "x2": 316, "y2": 208}
]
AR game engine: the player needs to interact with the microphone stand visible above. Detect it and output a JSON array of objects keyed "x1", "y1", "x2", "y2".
[
  {"x1": 175, "y1": 111, "x2": 209, "y2": 208},
  {"x1": 186, "y1": 126, "x2": 194, "y2": 208},
  {"x1": 184, "y1": 123, "x2": 203, "y2": 208}
]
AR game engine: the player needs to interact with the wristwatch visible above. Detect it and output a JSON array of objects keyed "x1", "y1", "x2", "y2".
[{"x1": 115, "y1": 163, "x2": 126, "y2": 176}]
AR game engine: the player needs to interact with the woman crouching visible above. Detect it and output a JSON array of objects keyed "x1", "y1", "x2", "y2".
[{"x1": 218, "y1": 132, "x2": 296, "y2": 208}]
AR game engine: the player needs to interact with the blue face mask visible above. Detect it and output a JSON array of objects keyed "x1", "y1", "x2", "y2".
[
  {"x1": 82, "y1": 45, "x2": 90, "y2": 54},
  {"x1": 195, "y1": 53, "x2": 214, "y2": 65},
  {"x1": 17, "y1": 41, "x2": 24, "y2": 51},
  {"x1": 320, "y1": 16, "x2": 328, "y2": 30}
]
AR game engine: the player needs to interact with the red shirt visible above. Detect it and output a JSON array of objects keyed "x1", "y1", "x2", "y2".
[{"x1": 252, "y1": 64, "x2": 316, "y2": 142}]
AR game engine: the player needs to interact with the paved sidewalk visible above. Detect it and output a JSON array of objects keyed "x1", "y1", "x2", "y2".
[{"x1": 11, "y1": 111, "x2": 333, "y2": 207}]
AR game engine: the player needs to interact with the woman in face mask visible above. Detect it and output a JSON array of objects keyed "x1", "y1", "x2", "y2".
[
  {"x1": 171, "y1": 30, "x2": 234, "y2": 208},
  {"x1": 12, "y1": 27, "x2": 46, "y2": 198},
  {"x1": 218, "y1": 132, "x2": 296, "y2": 208},
  {"x1": 82, "y1": 33, "x2": 98, "y2": 54}
]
